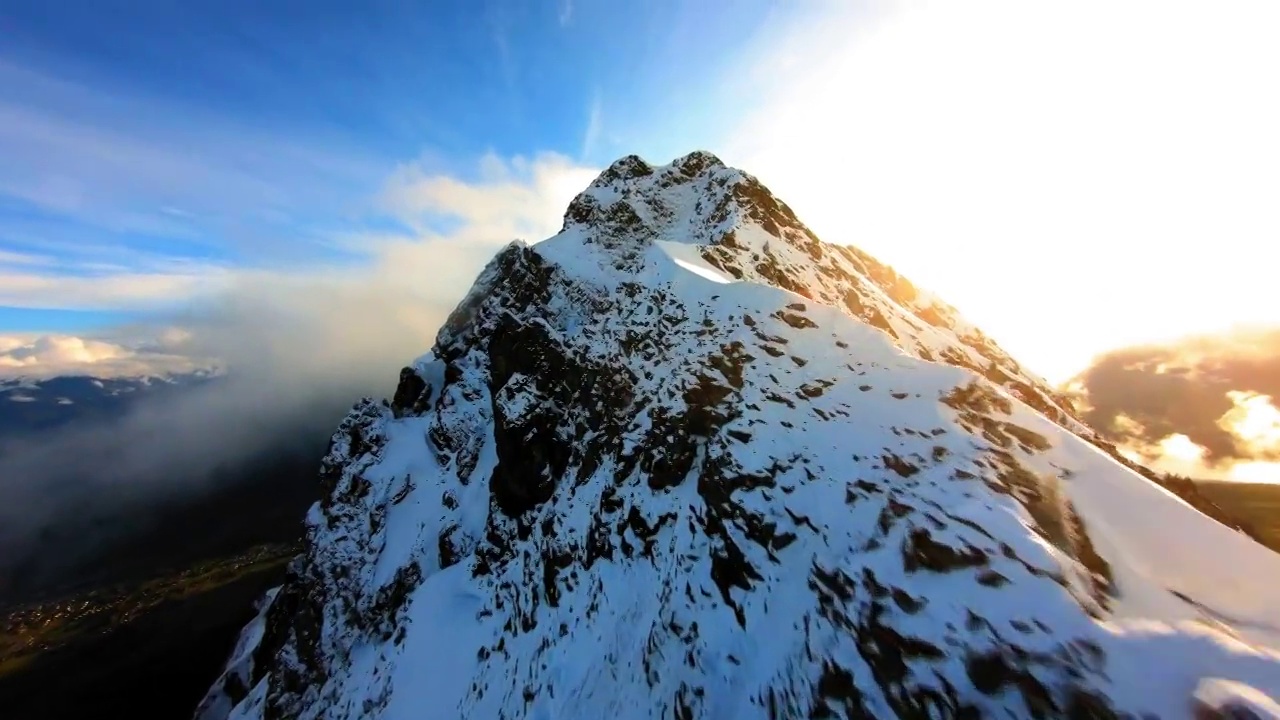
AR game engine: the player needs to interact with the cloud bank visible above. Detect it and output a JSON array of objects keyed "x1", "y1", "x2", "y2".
[
  {"x1": 0, "y1": 332, "x2": 214, "y2": 380},
  {"x1": 1069, "y1": 327, "x2": 1280, "y2": 483},
  {"x1": 0, "y1": 152, "x2": 599, "y2": 584}
]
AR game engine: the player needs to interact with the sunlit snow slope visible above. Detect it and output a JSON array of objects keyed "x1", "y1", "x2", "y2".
[{"x1": 199, "y1": 152, "x2": 1280, "y2": 720}]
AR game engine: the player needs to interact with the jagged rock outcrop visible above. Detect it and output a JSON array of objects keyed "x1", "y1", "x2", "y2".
[{"x1": 198, "y1": 152, "x2": 1280, "y2": 720}]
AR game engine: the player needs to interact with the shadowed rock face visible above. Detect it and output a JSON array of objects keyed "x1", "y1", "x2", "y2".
[{"x1": 198, "y1": 152, "x2": 1280, "y2": 720}]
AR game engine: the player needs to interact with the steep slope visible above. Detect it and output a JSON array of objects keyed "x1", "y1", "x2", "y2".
[
  {"x1": 562, "y1": 153, "x2": 1082, "y2": 431},
  {"x1": 199, "y1": 152, "x2": 1280, "y2": 720}
]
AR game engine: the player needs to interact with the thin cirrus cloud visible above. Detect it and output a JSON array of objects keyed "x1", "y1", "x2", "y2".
[
  {"x1": 0, "y1": 265, "x2": 230, "y2": 312},
  {"x1": 579, "y1": 92, "x2": 603, "y2": 162},
  {"x1": 0, "y1": 58, "x2": 392, "y2": 292},
  {"x1": 0, "y1": 0, "x2": 783, "y2": 327},
  {"x1": 0, "y1": 249, "x2": 56, "y2": 267},
  {"x1": 0, "y1": 50, "x2": 600, "y2": 345},
  {"x1": 0, "y1": 67, "x2": 392, "y2": 322},
  {"x1": 0, "y1": 0, "x2": 681, "y2": 324}
]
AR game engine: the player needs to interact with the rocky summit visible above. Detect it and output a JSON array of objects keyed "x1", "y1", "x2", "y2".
[{"x1": 197, "y1": 152, "x2": 1280, "y2": 720}]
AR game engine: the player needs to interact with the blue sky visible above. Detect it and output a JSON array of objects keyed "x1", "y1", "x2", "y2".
[{"x1": 0, "y1": 0, "x2": 784, "y2": 331}]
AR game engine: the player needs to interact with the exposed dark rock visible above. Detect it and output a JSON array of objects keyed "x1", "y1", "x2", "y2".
[
  {"x1": 390, "y1": 367, "x2": 428, "y2": 416},
  {"x1": 902, "y1": 528, "x2": 988, "y2": 573},
  {"x1": 775, "y1": 309, "x2": 819, "y2": 330}
]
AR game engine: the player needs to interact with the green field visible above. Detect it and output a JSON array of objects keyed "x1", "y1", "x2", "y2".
[{"x1": 1194, "y1": 480, "x2": 1280, "y2": 554}]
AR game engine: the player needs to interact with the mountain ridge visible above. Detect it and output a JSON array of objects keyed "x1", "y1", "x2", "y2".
[
  {"x1": 0, "y1": 372, "x2": 217, "y2": 443},
  {"x1": 198, "y1": 151, "x2": 1280, "y2": 720}
]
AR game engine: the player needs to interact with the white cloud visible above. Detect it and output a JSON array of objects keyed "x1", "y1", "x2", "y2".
[
  {"x1": 0, "y1": 249, "x2": 55, "y2": 267},
  {"x1": 0, "y1": 333, "x2": 216, "y2": 380},
  {"x1": 0, "y1": 140, "x2": 596, "y2": 314},
  {"x1": 0, "y1": 266, "x2": 230, "y2": 310},
  {"x1": 379, "y1": 151, "x2": 598, "y2": 246},
  {"x1": 334, "y1": 152, "x2": 600, "y2": 332},
  {"x1": 581, "y1": 92, "x2": 603, "y2": 161},
  {"x1": 721, "y1": 0, "x2": 1280, "y2": 384},
  {"x1": 0, "y1": 59, "x2": 386, "y2": 268},
  {"x1": 3, "y1": 152, "x2": 600, "y2": 379}
]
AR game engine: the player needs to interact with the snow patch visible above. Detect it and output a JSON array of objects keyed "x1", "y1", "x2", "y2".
[{"x1": 1195, "y1": 678, "x2": 1280, "y2": 719}]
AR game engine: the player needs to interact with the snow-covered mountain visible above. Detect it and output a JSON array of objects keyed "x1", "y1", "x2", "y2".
[
  {"x1": 199, "y1": 152, "x2": 1280, "y2": 720},
  {"x1": 0, "y1": 372, "x2": 216, "y2": 442}
]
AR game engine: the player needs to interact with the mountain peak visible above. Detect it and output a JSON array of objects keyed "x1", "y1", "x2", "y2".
[
  {"x1": 557, "y1": 152, "x2": 1076, "y2": 426},
  {"x1": 591, "y1": 150, "x2": 726, "y2": 188},
  {"x1": 200, "y1": 152, "x2": 1280, "y2": 720},
  {"x1": 561, "y1": 150, "x2": 790, "y2": 248},
  {"x1": 672, "y1": 149, "x2": 725, "y2": 174},
  {"x1": 597, "y1": 153, "x2": 654, "y2": 183}
]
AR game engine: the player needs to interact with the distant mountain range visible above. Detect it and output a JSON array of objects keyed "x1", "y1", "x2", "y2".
[{"x1": 0, "y1": 372, "x2": 218, "y2": 442}]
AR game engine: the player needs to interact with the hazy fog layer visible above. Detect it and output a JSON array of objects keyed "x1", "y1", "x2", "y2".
[
  {"x1": 0, "y1": 261, "x2": 473, "y2": 590},
  {"x1": 0, "y1": 155, "x2": 594, "y2": 591}
]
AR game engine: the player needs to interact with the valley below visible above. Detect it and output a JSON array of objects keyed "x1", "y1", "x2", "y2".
[
  {"x1": 1193, "y1": 480, "x2": 1280, "y2": 553},
  {"x1": 0, "y1": 441, "x2": 320, "y2": 720},
  {"x1": 0, "y1": 543, "x2": 295, "y2": 720}
]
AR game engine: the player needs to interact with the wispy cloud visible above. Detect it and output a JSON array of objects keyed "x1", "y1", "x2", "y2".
[
  {"x1": 486, "y1": 1, "x2": 519, "y2": 94},
  {"x1": 0, "y1": 59, "x2": 409, "y2": 321},
  {"x1": 0, "y1": 60, "x2": 389, "y2": 273},
  {"x1": 559, "y1": 0, "x2": 574, "y2": 26},
  {"x1": 0, "y1": 151, "x2": 601, "y2": 566},
  {"x1": 0, "y1": 239, "x2": 235, "y2": 312},
  {"x1": 0, "y1": 55, "x2": 599, "y2": 318},
  {"x1": 0, "y1": 266, "x2": 230, "y2": 311},
  {"x1": 0, "y1": 249, "x2": 55, "y2": 267},
  {"x1": 580, "y1": 91, "x2": 603, "y2": 161},
  {"x1": 5, "y1": 150, "x2": 597, "y2": 372}
]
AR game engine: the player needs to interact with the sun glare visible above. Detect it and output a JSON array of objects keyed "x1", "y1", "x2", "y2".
[
  {"x1": 728, "y1": 0, "x2": 1280, "y2": 384},
  {"x1": 1220, "y1": 391, "x2": 1280, "y2": 454},
  {"x1": 1158, "y1": 434, "x2": 1208, "y2": 464}
]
